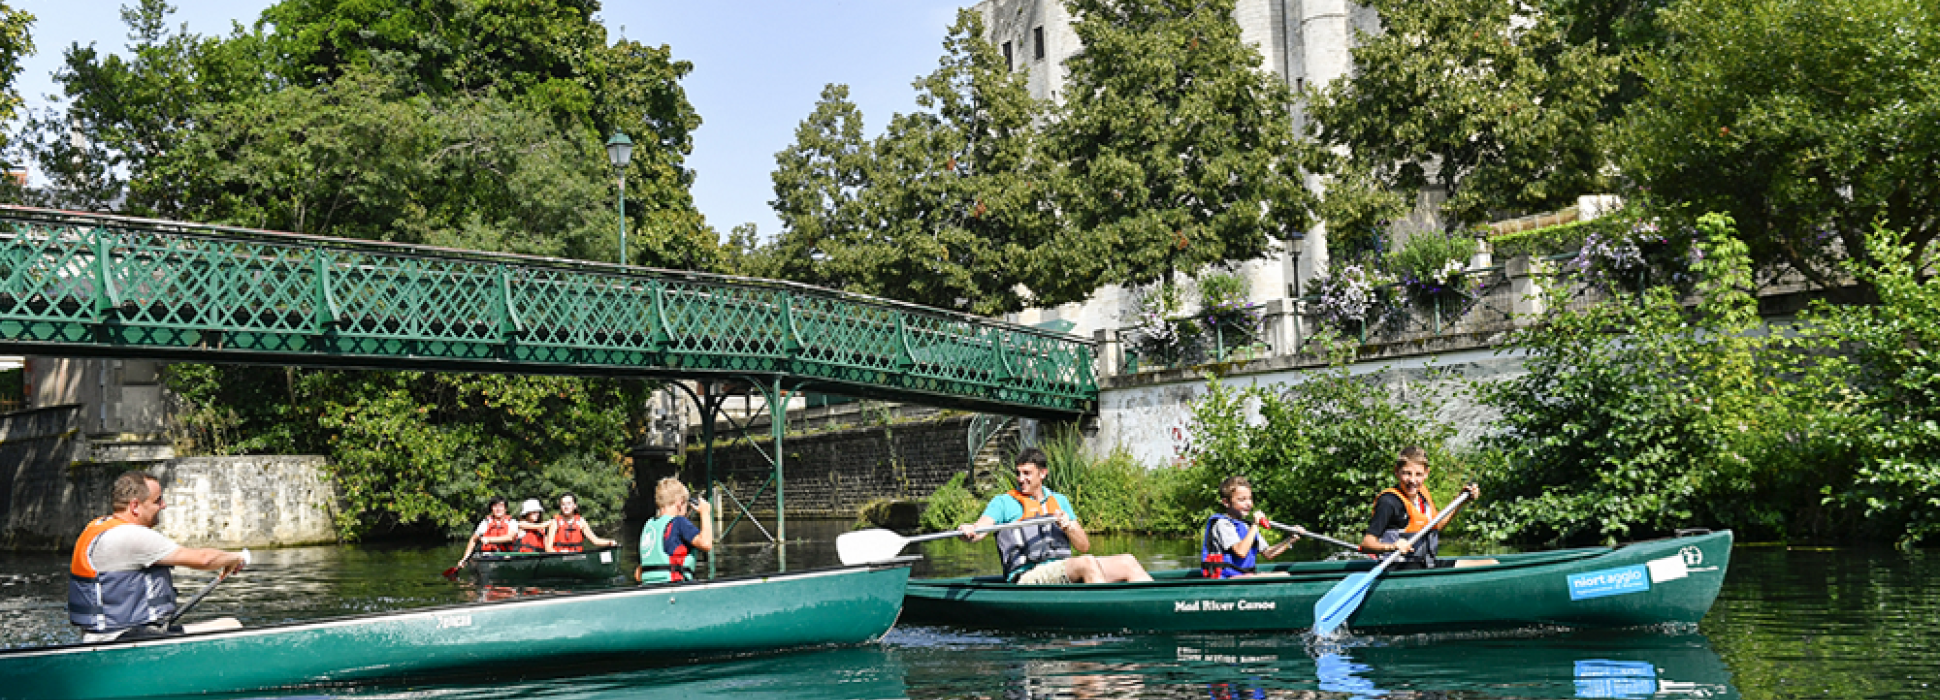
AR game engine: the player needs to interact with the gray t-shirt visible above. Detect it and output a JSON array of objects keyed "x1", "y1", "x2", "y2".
[
  {"x1": 88, "y1": 523, "x2": 179, "y2": 572},
  {"x1": 1211, "y1": 518, "x2": 1245, "y2": 551}
]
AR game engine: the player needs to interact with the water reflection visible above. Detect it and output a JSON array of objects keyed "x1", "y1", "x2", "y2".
[{"x1": 892, "y1": 626, "x2": 1741, "y2": 699}]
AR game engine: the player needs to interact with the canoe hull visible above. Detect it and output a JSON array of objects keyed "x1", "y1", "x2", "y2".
[
  {"x1": 472, "y1": 546, "x2": 625, "y2": 584},
  {"x1": 0, "y1": 563, "x2": 912, "y2": 700},
  {"x1": 904, "y1": 530, "x2": 1732, "y2": 633}
]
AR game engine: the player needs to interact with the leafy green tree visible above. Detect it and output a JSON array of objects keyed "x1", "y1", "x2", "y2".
[
  {"x1": 768, "y1": 84, "x2": 872, "y2": 287},
  {"x1": 1613, "y1": 0, "x2": 1940, "y2": 287},
  {"x1": 0, "y1": 1, "x2": 32, "y2": 163},
  {"x1": 1802, "y1": 226, "x2": 1940, "y2": 546},
  {"x1": 1037, "y1": 0, "x2": 1313, "y2": 304},
  {"x1": 1308, "y1": 0, "x2": 1617, "y2": 235}
]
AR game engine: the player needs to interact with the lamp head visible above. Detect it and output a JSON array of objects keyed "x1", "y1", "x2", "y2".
[{"x1": 605, "y1": 132, "x2": 634, "y2": 168}]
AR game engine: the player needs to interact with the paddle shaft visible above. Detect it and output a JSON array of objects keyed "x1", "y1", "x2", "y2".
[
  {"x1": 905, "y1": 516, "x2": 1060, "y2": 545},
  {"x1": 1265, "y1": 521, "x2": 1359, "y2": 551},
  {"x1": 163, "y1": 548, "x2": 249, "y2": 628}
]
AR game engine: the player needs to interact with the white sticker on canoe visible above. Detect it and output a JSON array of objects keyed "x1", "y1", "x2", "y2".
[
  {"x1": 601, "y1": 551, "x2": 613, "y2": 564},
  {"x1": 436, "y1": 614, "x2": 473, "y2": 629},
  {"x1": 1647, "y1": 554, "x2": 1689, "y2": 583},
  {"x1": 1174, "y1": 599, "x2": 1276, "y2": 613}
]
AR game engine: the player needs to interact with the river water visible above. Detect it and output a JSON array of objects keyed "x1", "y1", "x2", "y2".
[{"x1": 3, "y1": 521, "x2": 1935, "y2": 699}]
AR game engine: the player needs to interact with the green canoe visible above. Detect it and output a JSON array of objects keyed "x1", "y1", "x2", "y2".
[
  {"x1": 472, "y1": 546, "x2": 625, "y2": 584},
  {"x1": 0, "y1": 561, "x2": 913, "y2": 700},
  {"x1": 904, "y1": 530, "x2": 1732, "y2": 633}
]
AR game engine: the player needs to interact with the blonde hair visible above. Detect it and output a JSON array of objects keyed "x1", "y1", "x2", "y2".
[{"x1": 654, "y1": 478, "x2": 690, "y2": 509}]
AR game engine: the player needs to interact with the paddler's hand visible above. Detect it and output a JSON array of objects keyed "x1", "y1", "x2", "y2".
[
  {"x1": 1462, "y1": 482, "x2": 1482, "y2": 501},
  {"x1": 1056, "y1": 511, "x2": 1078, "y2": 532},
  {"x1": 957, "y1": 523, "x2": 983, "y2": 542}
]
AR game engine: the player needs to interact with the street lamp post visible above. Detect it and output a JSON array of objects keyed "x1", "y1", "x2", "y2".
[{"x1": 605, "y1": 132, "x2": 634, "y2": 267}]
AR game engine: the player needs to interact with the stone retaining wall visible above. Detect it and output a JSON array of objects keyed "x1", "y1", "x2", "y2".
[
  {"x1": 681, "y1": 415, "x2": 976, "y2": 519},
  {"x1": 0, "y1": 404, "x2": 338, "y2": 551}
]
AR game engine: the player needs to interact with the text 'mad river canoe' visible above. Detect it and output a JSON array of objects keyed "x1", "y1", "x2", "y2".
[
  {"x1": 904, "y1": 530, "x2": 1732, "y2": 633},
  {"x1": 470, "y1": 545, "x2": 625, "y2": 584},
  {"x1": 0, "y1": 560, "x2": 914, "y2": 700}
]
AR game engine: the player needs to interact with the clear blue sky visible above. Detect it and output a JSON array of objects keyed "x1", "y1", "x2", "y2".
[{"x1": 15, "y1": 0, "x2": 973, "y2": 239}]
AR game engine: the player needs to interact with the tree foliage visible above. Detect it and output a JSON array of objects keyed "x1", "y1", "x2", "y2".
[
  {"x1": 7, "y1": 1, "x2": 719, "y2": 539},
  {"x1": 1038, "y1": 0, "x2": 1312, "y2": 303},
  {"x1": 0, "y1": 1, "x2": 32, "y2": 163},
  {"x1": 766, "y1": 11, "x2": 1051, "y2": 314},
  {"x1": 1308, "y1": 0, "x2": 1617, "y2": 235},
  {"x1": 1613, "y1": 0, "x2": 1940, "y2": 287}
]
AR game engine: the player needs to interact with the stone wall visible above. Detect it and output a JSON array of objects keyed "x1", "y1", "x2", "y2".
[
  {"x1": 0, "y1": 403, "x2": 338, "y2": 550},
  {"x1": 681, "y1": 415, "x2": 976, "y2": 519}
]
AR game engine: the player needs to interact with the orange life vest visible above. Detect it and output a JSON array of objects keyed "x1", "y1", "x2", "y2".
[
  {"x1": 479, "y1": 514, "x2": 516, "y2": 552},
  {"x1": 68, "y1": 515, "x2": 178, "y2": 631},
  {"x1": 1378, "y1": 487, "x2": 1442, "y2": 532},
  {"x1": 995, "y1": 490, "x2": 1071, "y2": 578},
  {"x1": 552, "y1": 514, "x2": 586, "y2": 552},
  {"x1": 516, "y1": 522, "x2": 547, "y2": 553}
]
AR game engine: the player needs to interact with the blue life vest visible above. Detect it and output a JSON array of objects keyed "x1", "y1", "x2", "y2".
[
  {"x1": 1200, "y1": 514, "x2": 1258, "y2": 579},
  {"x1": 993, "y1": 490, "x2": 1072, "y2": 580},
  {"x1": 67, "y1": 516, "x2": 178, "y2": 633}
]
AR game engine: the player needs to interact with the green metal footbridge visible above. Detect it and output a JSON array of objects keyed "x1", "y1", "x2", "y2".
[{"x1": 0, "y1": 205, "x2": 1097, "y2": 548}]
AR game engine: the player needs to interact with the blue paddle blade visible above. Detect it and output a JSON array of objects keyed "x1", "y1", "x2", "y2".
[{"x1": 1312, "y1": 572, "x2": 1375, "y2": 637}]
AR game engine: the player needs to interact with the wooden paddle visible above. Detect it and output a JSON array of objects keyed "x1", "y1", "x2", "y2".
[
  {"x1": 1311, "y1": 489, "x2": 1473, "y2": 638},
  {"x1": 837, "y1": 516, "x2": 1059, "y2": 565},
  {"x1": 1265, "y1": 521, "x2": 1361, "y2": 551},
  {"x1": 163, "y1": 548, "x2": 249, "y2": 628}
]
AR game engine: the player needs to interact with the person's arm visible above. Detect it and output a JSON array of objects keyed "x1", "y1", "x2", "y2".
[
  {"x1": 1262, "y1": 538, "x2": 1294, "y2": 559},
  {"x1": 691, "y1": 500, "x2": 713, "y2": 552},
  {"x1": 157, "y1": 546, "x2": 247, "y2": 575},
  {"x1": 1360, "y1": 495, "x2": 1411, "y2": 554},
  {"x1": 543, "y1": 520, "x2": 559, "y2": 552},
  {"x1": 583, "y1": 523, "x2": 613, "y2": 548},
  {"x1": 958, "y1": 515, "x2": 998, "y2": 541},
  {"x1": 1229, "y1": 519, "x2": 1259, "y2": 557},
  {"x1": 1056, "y1": 498, "x2": 1090, "y2": 553},
  {"x1": 959, "y1": 495, "x2": 1009, "y2": 541},
  {"x1": 456, "y1": 533, "x2": 480, "y2": 566}
]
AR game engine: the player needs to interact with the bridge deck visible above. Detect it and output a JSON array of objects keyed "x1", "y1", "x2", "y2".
[{"x1": 0, "y1": 206, "x2": 1095, "y2": 418}]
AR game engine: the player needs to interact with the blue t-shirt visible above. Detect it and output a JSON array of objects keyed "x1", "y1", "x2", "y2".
[{"x1": 981, "y1": 489, "x2": 1076, "y2": 524}]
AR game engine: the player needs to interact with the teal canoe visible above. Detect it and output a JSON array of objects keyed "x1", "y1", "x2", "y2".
[
  {"x1": 904, "y1": 530, "x2": 1732, "y2": 633},
  {"x1": 0, "y1": 562, "x2": 913, "y2": 700},
  {"x1": 472, "y1": 546, "x2": 625, "y2": 584}
]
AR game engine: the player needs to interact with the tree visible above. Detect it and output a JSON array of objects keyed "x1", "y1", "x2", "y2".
[
  {"x1": 1613, "y1": 0, "x2": 1940, "y2": 287},
  {"x1": 768, "y1": 12, "x2": 1055, "y2": 315},
  {"x1": 0, "y1": 2, "x2": 32, "y2": 165},
  {"x1": 1308, "y1": 0, "x2": 1617, "y2": 238},
  {"x1": 838, "y1": 9, "x2": 1050, "y2": 314},
  {"x1": 1038, "y1": 0, "x2": 1313, "y2": 304},
  {"x1": 768, "y1": 83, "x2": 872, "y2": 288}
]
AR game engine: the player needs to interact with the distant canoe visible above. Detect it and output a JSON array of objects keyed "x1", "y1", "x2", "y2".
[
  {"x1": 904, "y1": 530, "x2": 1732, "y2": 633},
  {"x1": 472, "y1": 546, "x2": 625, "y2": 584},
  {"x1": 0, "y1": 562, "x2": 913, "y2": 700}
]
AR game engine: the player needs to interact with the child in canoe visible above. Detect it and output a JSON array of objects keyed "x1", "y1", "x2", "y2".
[
  {"x1": 1200, "y1": 476, "x2": 1296, "y2": 578},
  {"x1": 1358, "y1": 445, "x2": 1480, "y2": 569}
]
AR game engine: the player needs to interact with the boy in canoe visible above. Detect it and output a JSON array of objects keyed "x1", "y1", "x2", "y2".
[
  {"x1": 957, "y1": 448, "x2": 1153, "y2": 584},
  {"x1": 1200, "y1": 475, "x2": 1295, "y2": 578},
  {"x1": 637, "y1": 478, "x2": 713, "y2": 583},
  {"x1": 1359, "y1": 446, "x2": 1480, "y2": 569}
]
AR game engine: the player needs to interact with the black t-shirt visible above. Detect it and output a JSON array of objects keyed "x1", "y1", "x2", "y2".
[{"x1": 1364, "y1": 492, "x2": 1426, "y2": 537}]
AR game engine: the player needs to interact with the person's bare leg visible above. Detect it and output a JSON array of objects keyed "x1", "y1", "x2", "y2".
[
  {"x1": 1097, "y1": 554, "x2": 1153, "y2": 582},
  {"x1": 1063, "y1": 556, "x2": 1101, "y2": 583}
]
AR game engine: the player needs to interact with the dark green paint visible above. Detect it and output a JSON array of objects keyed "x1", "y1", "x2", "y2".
[{"x1": 905, "y1": 531, "x2": 1731, "y2": 633}]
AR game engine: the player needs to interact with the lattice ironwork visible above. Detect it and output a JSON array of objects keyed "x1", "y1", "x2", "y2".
[{"x1": 0, "y1": 206, "x2": 1096, "y2": 417}]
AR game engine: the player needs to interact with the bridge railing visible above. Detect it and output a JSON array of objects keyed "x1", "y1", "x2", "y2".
[{"x1": 0, "y1": 206, "x2": 1096, "y2": 417}]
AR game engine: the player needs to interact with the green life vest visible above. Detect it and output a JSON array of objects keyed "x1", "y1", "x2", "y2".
[{"x1": 637, "y1": 515, "x2": 691, "y2": 584}]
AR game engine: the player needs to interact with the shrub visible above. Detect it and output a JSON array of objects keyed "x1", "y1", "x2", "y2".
[
  {"x1": 1183, "y1": 368, "x2": 1477, "y2": 541},
  {"x1": 918, "y1": 473, "x2": 984, "y2": 532},
  {"x1": 1387, "y1": 229, "x2": 1479, "y2": 300}
]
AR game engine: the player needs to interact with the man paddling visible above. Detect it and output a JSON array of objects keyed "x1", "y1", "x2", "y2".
[
  {"x1": 1358, "y1": 446, "x2": 1480, "y2": 570},
  {"x1": 69, "y1": 472, "x2": 248, "y2": 643},
  {"x1": 957, "y1": 449, "x2": 1153, "y2": 584}
]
